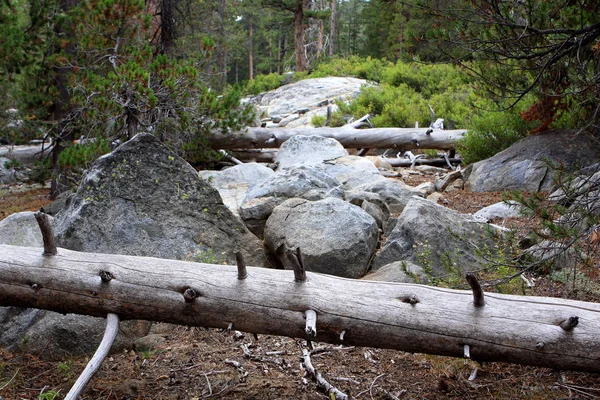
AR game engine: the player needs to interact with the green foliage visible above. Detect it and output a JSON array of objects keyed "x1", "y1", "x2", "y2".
[
  {"x1": 57, "y1": 138, "x2": 110, "y2": 185},
  {"x1": 456, "y1": 105, "x2": 533, "y2": 164},
  {"x1": 311, "y1": 115, "x2": 326, "y2": 128},
  {"x1": 310, "y1": 56, "x2": 389, "y2": 82},
  {"x1": 3, "y1": 159, "x2": 22, "y2": 170},
  {"x1": 244, "y1": 73, "x2": 289, "y2": 95},
  {"x1": 57, "y1": 360, "x2": 73, "y2": 380},
  {"x1": 37, "y1": 389, "x2": 61, "y2": 400},
  {"x1": 501, "y1": 162, "x2": 600, "y2": 296},
  {"x1": 58, "y1": 138, "x2": 110, "y2": 171},
  {"x1": 28, "y1": 159, "x2": 52, "y2": 184}
]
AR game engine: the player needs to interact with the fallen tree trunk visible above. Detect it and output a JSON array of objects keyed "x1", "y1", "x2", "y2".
[
  {"x1": 1, "y1": 245, "x2": 599, "y2": 372},
  {"x1": 229, "y1": 149, "x2": 462, "y2": 168},
  {"x1": 211, "y1": 127, "x2": 466, "y2": 150}
]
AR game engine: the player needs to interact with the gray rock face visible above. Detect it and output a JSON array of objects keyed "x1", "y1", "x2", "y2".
[
  {"x1": 464, "y1": 130, "x2": 600, "y2": 192},
  {"x1": 264, "y1": 197, "x2": 379, "y2": 278},
  {"x1": 373, "y1": 196, "x2": 498, "y2": 276},
  {"x1": 353, "y1": 178, "x2": 423, "y2": 214},
  {"x1": 344, "y1": 190, "x2": 391, "y2": 231},
  {"x1": 362, "y1": 261, "x2": 429, "y2": 284},
  {"x1": 0, "y1": 157, "x2": 26, "y2": 184},
  {"x1": 0, "y1": 211, "x2": 49, "y2": 247},
  {"x1": 473, "y1": 201, "x2": 524, "y2": 221},
  {"x1": 247, "y1": 77, "x2": 368, "y2": 128},
  {"x1": 53, "y1": 133, "x2": 266, "y2": 266},
  {"x1": 275, "y1": 135, "x2": 348, "y2": 170},
  {"x1": 199, "y1": 163, "x2": 274, "y2": 217},
  {"x1": 239, "y1": 165, "x2": 344, "y2": 238},
  {"x1": 0, "y1": 308, "x2": 150, "y2": 360},
  {"x1": 315, "y1": 155, "x2": 384, "y2": 189}
]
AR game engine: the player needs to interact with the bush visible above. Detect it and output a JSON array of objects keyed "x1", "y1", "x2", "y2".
[
  {"x1": 310, "y1": 56, "x2": 390, "y2": 82},
  {"x1": 243, "y1": 73, "x2": 288, "y2": 95},
  {"x1": 456, "y1": 104, "x2": 533, "y2": 164},
  {"x1": 57, "y1": 137, "x2": 111, "y2": 185},
  {"x1": 28, "y1": 159, "x2": 52, "y2": 184}
]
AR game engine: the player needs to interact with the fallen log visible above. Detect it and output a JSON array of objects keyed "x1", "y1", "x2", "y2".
[
  {"x1": 229, "y1": 149, "x2": 462, "y2": 168},
  {"x1": 211, "y1": 127, "x2": 466, "y2": 150},
  {"x1": 1, "y1": 244, "x2": 599, "y2": 372}
]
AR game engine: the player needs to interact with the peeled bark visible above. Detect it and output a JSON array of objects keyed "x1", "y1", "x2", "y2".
[
  {"x1": 1, "y1": 245, "x2": 599, "y2": 373},
  {"x1": 211, "y1": 127, "x2": 466, "y2": 150}
]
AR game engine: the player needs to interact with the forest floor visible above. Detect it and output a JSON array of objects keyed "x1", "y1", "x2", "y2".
[{"x1": 1, "y1": 173, "x2": 600, "y2": 400}]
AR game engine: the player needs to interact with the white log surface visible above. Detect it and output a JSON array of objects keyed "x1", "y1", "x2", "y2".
[
  {"x1": 211, "y1": 127, "x2": 466, "y2": 150},
  {"x1": 1, "y1": 245, "x2": 599, "y2": 372}
]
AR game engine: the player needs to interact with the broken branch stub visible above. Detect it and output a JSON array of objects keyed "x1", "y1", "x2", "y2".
[
  {"x1": 285, "y1": 247, "x2": 307, "y2": 282},
  {"x1": 466, "y1": 273, "x2": 485, "y2": 308},
  {"x1": 34, "y1": 209, "x2": 57, "y2": 256}
]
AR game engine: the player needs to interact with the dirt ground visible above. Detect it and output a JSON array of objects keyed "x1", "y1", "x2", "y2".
[{"x1": 1, "y1": 173, "x2": 599, "y2": 400}]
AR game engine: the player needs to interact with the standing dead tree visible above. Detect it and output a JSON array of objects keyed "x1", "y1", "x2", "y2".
[{"x1": 1, "y1": 244, "x2": 599, "y2": 373}]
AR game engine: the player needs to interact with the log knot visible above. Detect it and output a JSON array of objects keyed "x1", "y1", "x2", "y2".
[
  {"x1": 560, "y1": 316, "x2": 579, "y2": 331},
  {"x1": 99, "y1": 270, "x2": 115, "y2": 283},
  {"x1": 183, "y1": 288, "x2": 199, "y2": 303},
  {"x1": 536, "y1": 342, "x2": 545, "y2": 350},
  {"x1": 401, "y1": 294, "x2": 419, "y2": 305}
]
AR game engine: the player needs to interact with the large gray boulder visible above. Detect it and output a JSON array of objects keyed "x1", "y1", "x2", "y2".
[
  {"x1": 239, "y1": 165, "x2": 344, "y2": 238},
  {"x1": 0, "y1": 211, "x2": 47, "y2": 247},
  {"x1": 362, "y1": 261, "x2": 429, "y2": 284},
  {"x1": 0, "y1": 308, "x2": 150, "y2": 360},
  {"x1": 464, "y1": 130, "x2": 600, "y2": 192},
  {"x1": 247, "y1": 77, "x2": 368, "y2": 128},
  {"x1": 352, "y1": 178, "x2": 423, "y2": 214},
  {"x1": 0, "y1": 213, "x2": 150, "y2": 361},
  {"x1": 373, "y1": 196, "x2": 500, "y2": 277},
  {"x1": 473, "y1": 201, "x2": 524, "y2": 222},
  {"x1": 275, "y1": 135, "x2": 348, "y2": 170},
  {"x1": 53, "y1": 133, "x2": 266, "y2": 266},
  {"x1": 314, "y1": 155, "x2": 384, "y2": 189},
  {"x1": 264, "y1": 197, "x2": 379, "y2": 278},
  {"x1": 199, "y1": 163, "x2": 274, "y2": 217},
  {"x1": 0, "y1": 157, "x2": 26, "y2": 184}
]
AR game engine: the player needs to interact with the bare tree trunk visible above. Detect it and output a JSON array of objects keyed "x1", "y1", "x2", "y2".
[
  {"x1": 248, "y1": 17, "x2": 254, "y2": 80},
  {"x1": 160, "y1": 0, "x2": 176, "y2": 57},
  {"x1": 210, "y1": 126, "x2": 467, "y2": 150},
  {"x1": 1, "y1": 245, "x2": 599, "y2": 373},
  {"x1": 294, "y1": 1, "x2": 308, "y2": 71},
  {"x1": 50, "y1": 0, "x2": 80, "y2": 199},
  {"x1": 329, "y1": 0, "x2": 336, "y2": 57},
  {"x1": 215, "y1": 0, "x2": 227, "y2": 90}
]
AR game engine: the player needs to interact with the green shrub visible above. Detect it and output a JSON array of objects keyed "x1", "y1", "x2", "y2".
[
  {"x1": 456, "y1": 108, "x2": 532, "y2": 164},
  {"x1": 28, "y1": 159, "x2": 52, "y2": 184},
  {"x1": 311, "y1": 115, "x2": 327, "y2": 127},
  {"x1": 243, "y1": 73, "x2": 288, "y2": 95},
  {"x1": 310, "y1": 56, "x2": 390, "y2": 82},
  {"x1": 58, "y1": 137, "x2": 111, "y2": 171}
]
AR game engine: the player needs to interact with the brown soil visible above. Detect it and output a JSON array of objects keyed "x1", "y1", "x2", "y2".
[
  {"x1": 1, "y1": 179, "x2": 599, "y2": 400},
  {"x1": 0, "y1": 183, "x2": 52, "y2": 221}
]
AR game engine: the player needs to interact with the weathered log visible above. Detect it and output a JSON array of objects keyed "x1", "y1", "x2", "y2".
[
  {"x1": 230, "y1": 148, "x2": 462, "y2": 168},
  {"x1": 1, "y1": 244, "x2": 599, "y2": 372},
  {"x1": 212, "y1": 127, "x2": 466, "y2": 150}
]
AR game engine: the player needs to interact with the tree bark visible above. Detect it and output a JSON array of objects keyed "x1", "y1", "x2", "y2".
[
  {"x1": 211, "y1": 127, "x2": 466, "y2": 150},
  {"x1": 1, "y1": 245, "x2": 599, "y2": 373},
  {"x1": 329, "y1": 0, "x2": 336, "y2": 57},
  {"x1": 294, "y1": 1, "x2": 308, "y2": 71}
]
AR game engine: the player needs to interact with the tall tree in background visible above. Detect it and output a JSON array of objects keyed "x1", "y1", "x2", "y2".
[
  {"x1": 418, "y1": 0, "x2": 600, "y2": 133},
  {"x1": 329, "y1": 0, "x2": 336, "y2": 57},
  {"x1": 263, "y1": 0, "x2": 310, "y2": 71}
]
